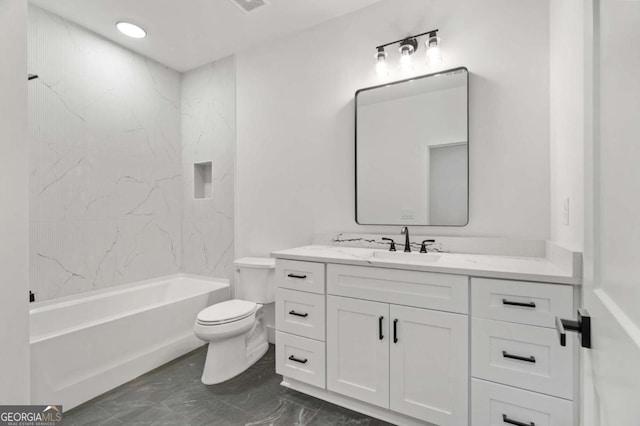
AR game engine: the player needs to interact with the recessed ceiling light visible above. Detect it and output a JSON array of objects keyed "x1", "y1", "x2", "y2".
[{"x1": 116, "y1": 22, "x2": 147, "y2": 39}]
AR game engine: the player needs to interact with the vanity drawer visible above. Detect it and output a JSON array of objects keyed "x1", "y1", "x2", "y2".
[
  {"x1": 472, "y1": 379, "x2": 574, "y2": 426},
  {"x1": 327, "y1": 264, "x2": 468, "y2": 314},
  {"x1": 471, "y1": 278, "x2": 573, "y2": 328},
  {"x1": 276, "y1": 260, "x2": 325, "y2": 294},
  {"x1": 276, "y1": 288, "x2": 325, "y2": 341},
  {"x1": 472, "y1": 318, "x2": 574, "y2": 399},
  {"x1": 276, "y1": 331, "x2": 326, "y2": 389}
]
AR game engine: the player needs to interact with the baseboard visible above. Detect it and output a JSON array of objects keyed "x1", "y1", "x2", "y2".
[{"x1": 281, "y1": 377, "x2": 434, "y2": 426}]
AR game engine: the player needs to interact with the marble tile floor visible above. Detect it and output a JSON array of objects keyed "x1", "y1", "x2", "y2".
[{"x1": 64, "y1": 345, "x2": 394, "y2": 426}]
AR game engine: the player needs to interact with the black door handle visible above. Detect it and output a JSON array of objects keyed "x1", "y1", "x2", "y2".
[
  {"x1": 287, "y1": 273, "x2": 307, "y2": 279},
  {"x1": 502, "y1": 414, "x2": 535, "y2": 426},
  {"x1": 556, "y1": 308, "x2": 592, "y2": 348},
  {"x1": 393, "y1": 319, "x2": 398, "y2": 343},
  {"x1": 288, "y1": 355, "x2": 308, "y2": 364},
  {"x1": 502, "y1": 299, "x2": 536, "y2": 308},
  {"x1": 502, "y1": 351, "x2": 536, "y2": 363},
  {"x1": 289, "y1": 310, "x2": 308, "y2": 318},
  {"x1": 379, "y1": 316, "x2": 384, "y2": 340}
]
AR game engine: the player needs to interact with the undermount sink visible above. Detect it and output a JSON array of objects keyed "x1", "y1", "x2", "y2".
[{"x1": 372, "y1": 251, "x2": 442, "y2": 263}]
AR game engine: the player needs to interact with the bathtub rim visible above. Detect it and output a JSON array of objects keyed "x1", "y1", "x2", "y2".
[{"x1": 30, "y1": 273, "x2": 230, "y2": 344}]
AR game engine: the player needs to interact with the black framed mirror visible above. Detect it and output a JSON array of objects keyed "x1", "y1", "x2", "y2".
[{"x1": 355, "y1": 67, "x2": 469, "y2": 226}]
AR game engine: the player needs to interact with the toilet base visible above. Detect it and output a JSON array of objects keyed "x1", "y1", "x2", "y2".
[{"x1": 201, "y1": 312, "x2": 268, "y2": 385}]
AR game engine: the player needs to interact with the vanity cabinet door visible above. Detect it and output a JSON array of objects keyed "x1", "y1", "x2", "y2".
[
  {"x1": 390, "y1": 305, "x2": 469, "y2": 426},
  {"x1": 326, "y1": 296, "x2": 390, "y2": 408}
]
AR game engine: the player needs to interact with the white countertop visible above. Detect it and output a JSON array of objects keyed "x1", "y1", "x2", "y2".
[{"x1": 271, "y1": 245, "x2": 581, "y2": 285}]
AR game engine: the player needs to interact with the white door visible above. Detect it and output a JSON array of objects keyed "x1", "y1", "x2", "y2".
[
  {"x1": 582, "y1": 0, "x2": 640, "y2": 424},
  {"x1": 326, "y1": 295, "x2": 390, "y2": 408},
  {"x1": 389, "y1": 305, "x2": 468, "y2": 426}
]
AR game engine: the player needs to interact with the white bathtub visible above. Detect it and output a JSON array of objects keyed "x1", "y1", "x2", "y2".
[{"x1": 30, "y1": 274, "x2": 229, "y2": 410}]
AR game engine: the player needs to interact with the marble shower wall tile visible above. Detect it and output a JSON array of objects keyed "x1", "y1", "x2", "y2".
[
  {"x1": 29, "y1": 6, "x2": 183, "y2": 300},
  {"x1": 181, "y1": 57, "x2": 236, "y2": 282}
]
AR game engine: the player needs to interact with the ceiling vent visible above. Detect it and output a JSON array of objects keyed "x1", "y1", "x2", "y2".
[{"x1": 231, "y1": 0, "x2": 269, "y2": 14}]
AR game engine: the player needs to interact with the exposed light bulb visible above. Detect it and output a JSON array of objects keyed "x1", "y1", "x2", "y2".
[
  {"x1": 400, "y1": 51, "x2": 413, "y2": 72},
  {"x1": 116, "y1": 22, "x2": 147, "y2": 39},
  {"x1": 376, "y1": 59, "x2": 388, "y2": 77},
  {"x1": 426, "y1": 35, "x2": 442, "y2": 66},
  {"x1": 374, "y1": 47, "x2": 388, "y2": 77},
  {"x1": 398, "y1": 38, "x2": 417, "y2": 73}
]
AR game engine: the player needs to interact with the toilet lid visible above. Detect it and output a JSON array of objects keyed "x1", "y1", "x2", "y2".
[{"x1": 197, "y1": 299, "x2": 257, "y2": 325}]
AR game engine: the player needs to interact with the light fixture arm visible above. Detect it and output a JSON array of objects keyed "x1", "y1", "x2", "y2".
[{"x1": 375, "y1": 29, "x2": 439, "y2": 50}]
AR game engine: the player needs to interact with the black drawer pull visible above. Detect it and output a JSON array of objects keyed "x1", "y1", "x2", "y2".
[
  {"x1": 502, "y1": 414, "x2": 535, "y2": 426},
  {"x1": 288, "y1": 355, "x2": 308, "y2": 364},
  {"x1": 502, "y1": 299, "x2": 536, "y2": 308},
  {"x1": 393, "y1": 319, "x2": 399, "y2": 343},
  {"x1": 287, "y1": 273, "x2": 307, "y2": 279},
  {"x1": 502, "y1": 351, "x2": 536, "y2": 363},
  {"x1": 289, "y1": 310, "x2": 308, "y2": 318},
  {"x1": 379, "y1": 316, "x2": 384, "y2": 340}
]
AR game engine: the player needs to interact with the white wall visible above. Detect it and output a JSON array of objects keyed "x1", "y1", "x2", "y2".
[
  {"x1": 29, "y1": 6, "x2": 183, "y2": 300},
  {"x1": 550, "y1": 0, "x2": 584, "y2": 251},
  {"x1": 0, "y1": 0, "x2": 30, "y2": 404},
  {"x1": 181, "y1": 57, "x2": 236, "y2": 281},
  {"x1": 236, "y1": 0, "x2": 550, "y2": 257}
]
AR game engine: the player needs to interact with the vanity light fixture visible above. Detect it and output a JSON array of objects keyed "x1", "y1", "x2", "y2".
[
  {"x1": 116, "y1": 21, "x2": 147, "y2": 39},
  {"x1": 373, "y1": 29, "x2": 440, "y2": 75}
]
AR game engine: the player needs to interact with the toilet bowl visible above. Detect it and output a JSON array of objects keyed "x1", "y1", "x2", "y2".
[{"x1": 194, "y1": 257, "x2": 275, "y2": 385}]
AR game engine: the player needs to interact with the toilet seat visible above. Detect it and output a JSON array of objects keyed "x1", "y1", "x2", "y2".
[{"x1": 196, "y1": 299, "x2": 257, "y2": 326}]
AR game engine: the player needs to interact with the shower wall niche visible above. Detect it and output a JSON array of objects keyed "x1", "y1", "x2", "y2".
[{"x1": 194, "y1": 162, "x2": 213, "y2": 199}]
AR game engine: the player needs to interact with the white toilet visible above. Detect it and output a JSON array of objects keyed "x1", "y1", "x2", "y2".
[{"x1": 194, "y1": 257, "x2": 275, "y2": 385}]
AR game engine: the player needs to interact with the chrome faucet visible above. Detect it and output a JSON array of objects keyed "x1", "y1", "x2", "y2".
[{"x1": 400, "y1": 227, "x2": 411, "y2": 252}]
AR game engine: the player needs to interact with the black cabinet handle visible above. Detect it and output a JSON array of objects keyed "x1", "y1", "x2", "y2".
[
  {"x1": 288, "y1": 355, "x2": 308, "y2": 364},
  {"x1": 502, "y1": 351, "x2": 536, "y2": 363},
  {"x1": 379, "y1": 316, "x2": 384, "y2": 340},
  {"x1": 287, "y1": 273, "x2": 307, "y2": 279},
  {"x1": 502, "y1": 299, "x2": 536, "y2": 308},
  {"x1": 502, "y1": 414, "x2": 535, "y2": 426},
  {"x1": 289, "y1": 310, "x2": 308, "y2": 318},
  {"x1": 393, "y1": 319, "x2": 398, "y2": 343}
]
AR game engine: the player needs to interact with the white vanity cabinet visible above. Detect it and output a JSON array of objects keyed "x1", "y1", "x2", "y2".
[
  {"x1": 326, "y1": 296, "x2": 390, "y2": 407},
  {"x1": 274, "y1": 255, "x2": 579, "y2": 426},
  {"x1": 470, "y1": 278, "x2": 576, "y2": 426},
  {"x1": 388, "y1": 304, "x2": 468, "y2": 425},
  {"x1": 325, "y1": 296, "x2": 468, "y2": 425}
]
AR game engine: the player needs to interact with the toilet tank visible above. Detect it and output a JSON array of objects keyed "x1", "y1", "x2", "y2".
[{"x1": 234, "y1": 257, "x2": 276, "y2": 304}]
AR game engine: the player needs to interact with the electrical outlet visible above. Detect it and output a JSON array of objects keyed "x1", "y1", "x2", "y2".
[{"x1": 563, "y1": 197, "x2": 570, "y2": 226}]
